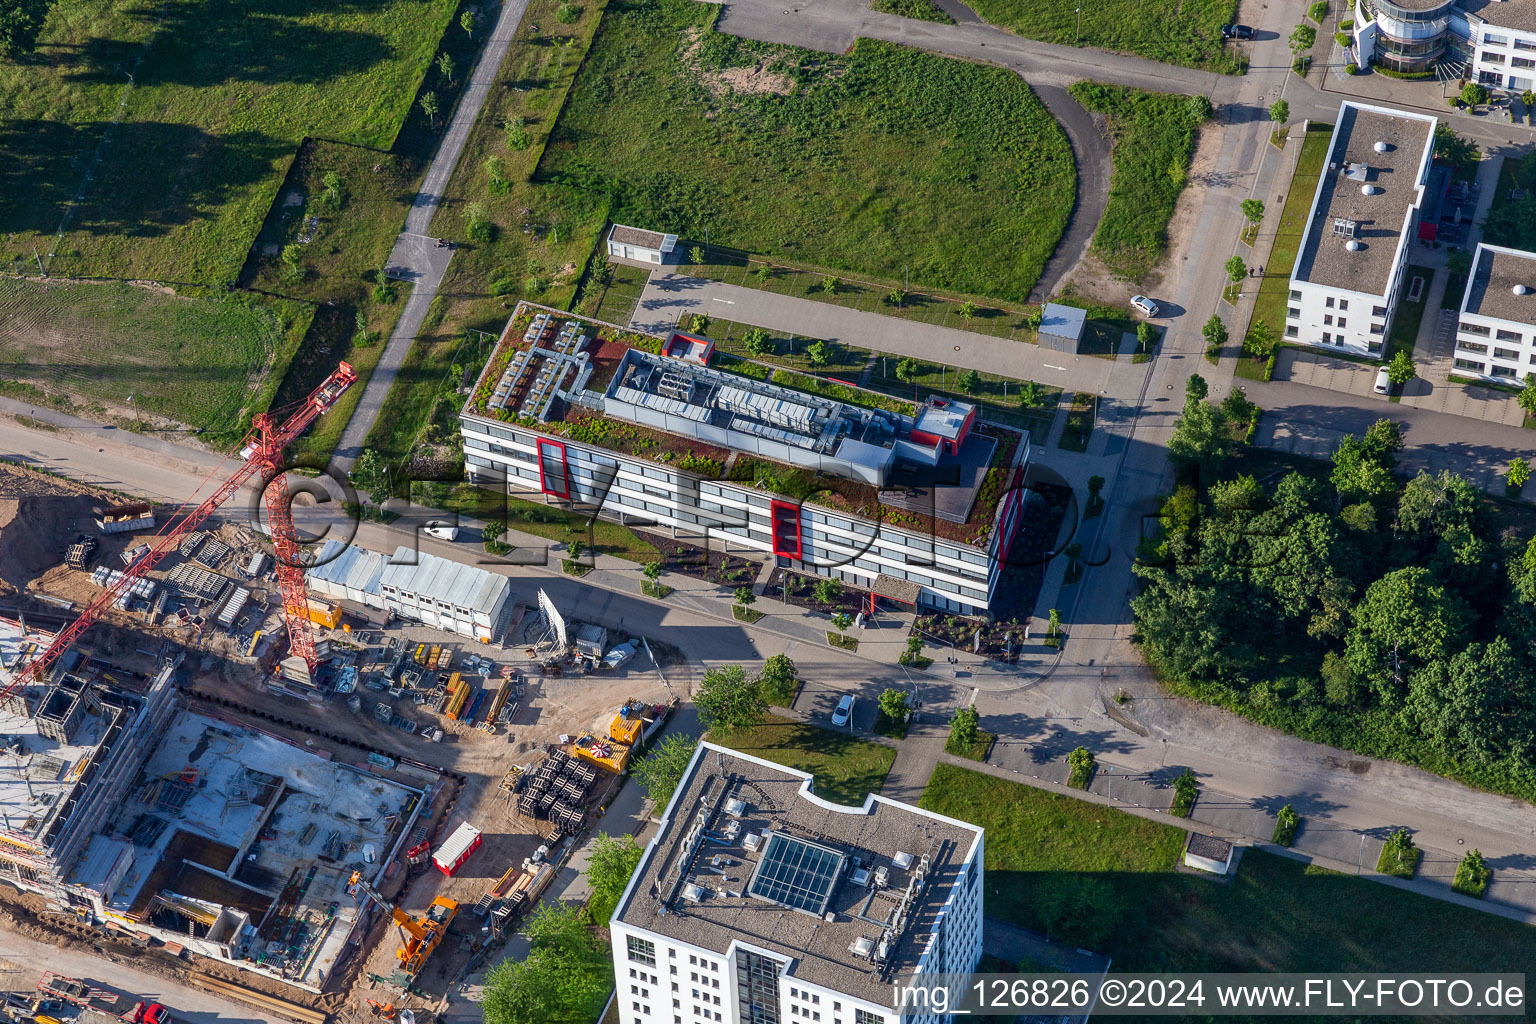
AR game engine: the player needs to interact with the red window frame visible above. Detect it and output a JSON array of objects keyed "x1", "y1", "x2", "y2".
[
  {"x1": 537, "y1": 439, "x2": 570, "y2": 498},
  {"x1": 770, "y1": 499, "x2": 802, "y2": 560}
]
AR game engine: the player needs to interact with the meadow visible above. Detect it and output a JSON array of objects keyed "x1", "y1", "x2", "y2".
[
  {"x1": 964, "y1": 0, "x2": 1240, "y2": 72},
  {"x1": 538, "y1": 0, "x2": 1075, "y2": 304}
]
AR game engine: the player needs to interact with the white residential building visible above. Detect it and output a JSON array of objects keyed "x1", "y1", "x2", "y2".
[
  {"x1": 609, "y1": 743, "x2": 984, "y2": 1024},
  {"x1": 1352, "y1": 0, "x2": 1536, "y2": 86},
  {"x1": 459, "y1": 306, "x2": 1034, "y2": 615},
  {"x1": 1452, "y1": 242, "x2": 1536, "y2": 381},
  {"x1": 608, "y1": 224, "x2": 679, "y2": 265},
  {"x1": 1286, "y1": 101, "x2": 1437, "y2": 360}
]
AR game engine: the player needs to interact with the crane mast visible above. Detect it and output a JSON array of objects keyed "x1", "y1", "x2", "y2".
[{"x1": 3, "y1": 362, "x2": 357, "y2": 701}]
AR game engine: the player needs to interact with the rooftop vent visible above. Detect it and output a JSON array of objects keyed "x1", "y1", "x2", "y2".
[
  {"x1": 875, "y1": 865, "x2": 890, "y2": 887},
  {"x1": 1346, "y1": 239, "x2": 1364, "y2": 252},
  {"x1": 1516, "y1": 285, "x2": 1530, "y2": 296},
  {"x1": 1361, "y1": 184, "x2": 1379, "y2": 196},
  {"x1": 849, "y1": 935, "x2": 876, "y2": 958},
  {"x1": 851, "y1": 866, "x2": 872, "y2": 888},
  {"x1": 743, "y1": 831, "x2": 763, "y2": 852},
  {"x1": 892, "y1": 851, "x2": 914, "y2": 870},
  {"x1": 1374, "y1": 140, "x2": 1390, "y2": 153},
  {"x1": 1344, "y1": 161, "x2": 1369, "y2": 182},
  {"x1": 724, "y1": 797, "x2": 746, "y2": 818},
  {"x1": 1332, "y1": 218, "x2": 1359, "y2": 238},
  {"x1": 683, "y1": 883, "x2": 705, "y2": 903}
]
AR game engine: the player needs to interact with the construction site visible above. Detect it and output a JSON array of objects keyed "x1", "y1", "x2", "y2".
[{"x1": 0, "y1": 362, "x2": 682, "y2": 1021}]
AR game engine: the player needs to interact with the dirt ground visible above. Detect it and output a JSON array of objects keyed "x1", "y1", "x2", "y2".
[{"x1": 0, "y1": 461, "x2": 676, "y2": 1020}]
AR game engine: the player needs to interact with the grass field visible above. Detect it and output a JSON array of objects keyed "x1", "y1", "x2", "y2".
[
  {"x1": 965, "y1": 0, "x2": 1239, "y2": 71},
  {"x1": 1, "y1": 0, "x2": 458, "y2": 286},
  {"x1": 1069, "y1": 82, "x2": 1210, "y2": 282},
  {"x1": 921, "y1": 765, "x2": 1536, "y2": 975},
  {"x1": 1240, "y1": 123, "x2": 1332, "y2": 379},
  {"x1": 0, "y1": 278, "x2": 311, "y2": 443},
  {"x1": 539, "y1": 0, "x2": 1075, "y2": 304},
  {"x1": 425, "y1": 482, "x2": 660, "y2": 563},
  {"x1": 872, "y1": 0, "x2": 956, "y2": 21},
  {"x1": 709, "y1": 715, "x2": 895, "y2": 805}
]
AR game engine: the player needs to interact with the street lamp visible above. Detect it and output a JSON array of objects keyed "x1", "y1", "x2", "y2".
[{"x1": 127, "y1": 394, "x2": 142, "y2": 430}]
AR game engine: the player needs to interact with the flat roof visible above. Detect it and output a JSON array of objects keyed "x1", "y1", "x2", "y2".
[
  {"x1": 1186, "y1": 832, "x2": 1233, "y2": 860},
  {"x1": 1039, "y1": 302, "x2": 1087, "y2": 340},
  {"x1": 1463, "y1": 0, "x2": 1536, "y2": 31},
  {"x1": 308, "y1": 542, "x2": 513, "y2": 617},
  {"x1": 609, "y1": 224, "x2": 677, "y2": 251},
  {"x1": 912, "y1": 397, "x2": 973, "y2": 441},
  {"x1": 615, "y1": 744, "x2": 982, "y2": 1005},
  {"x1": 1292, "y1": 102, "x2": 1436, "y2": 297},
  {"x1": 1462, "y1": 243, "x2": 1536, "y2": 326}
]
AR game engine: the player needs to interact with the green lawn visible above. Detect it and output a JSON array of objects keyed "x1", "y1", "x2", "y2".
[
  {"x1": 0, "y1": 278, "x2": 310, "y2": 444},
  {"x1": 1385, "y1": 265, "x2": 1433, "y2": 365},
  {"x1": 1240, "y1": 123, "x2": 1332, "y2": 380},
  {"x1": 590, "y1": 260, "x2": 653, "y2": 327},
  {"x1": 921, "y1": 765, "x2": 1536, "y2": 974},
  {"x1": 425, "y1": 482, "x2": 660, "y2": 564},
  {"x1": 1057, "y1": 393, "x2": 1096, "y2": 452},
  {"x1": 709, "y1": 715, "x2": 896, "y2": 806},
  {"x1": 539, "y1": 0, "x2": 1075, "y2": 304},
  {"x1": 966, "y1": 0, "x2": 1239, "y2": 71},
  {"x1": 1069, "y1": 83, "x2": 1211, "y2": 282},
  {"x1": 0, "y1": 0, "x2": 458, "y2": 286},
  {"x1": 873, "y1": 0, "x2": 956, "y2": 20}
]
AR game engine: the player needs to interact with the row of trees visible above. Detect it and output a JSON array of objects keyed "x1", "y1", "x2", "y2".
[{"x1": 1134, "y1": 415, "x2": 1536, "y2": 798}]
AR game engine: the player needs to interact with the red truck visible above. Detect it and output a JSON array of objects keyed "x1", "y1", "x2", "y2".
[{"x1": 36, "y1": 974, "x2": 173, "y2": 1024}]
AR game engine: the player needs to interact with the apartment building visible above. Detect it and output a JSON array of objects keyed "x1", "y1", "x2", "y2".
[
  {"x1": 459, "y1": 305, "x2": 1033, "y2": 615},
  {"x1": 1452, "y1": 242, "x2": 1536, "y2": 381},
  {"x1": 610, "y1": 743, "x2": 984, "y2": 1024},
  {"x1": 1352, "y1": 0, "x2": 1536, "y2": 86},
  {"x1": 1287, "y1": 101, "x2": 1437, "y2": 359}
]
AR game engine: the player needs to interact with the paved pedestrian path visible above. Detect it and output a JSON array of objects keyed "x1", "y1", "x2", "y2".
[{"x1": 333, "y1": 0, "x2": 529, "y2": 471}]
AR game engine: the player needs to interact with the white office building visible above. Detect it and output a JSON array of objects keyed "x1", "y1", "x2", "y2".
[
  {"x1": 459, "y1": 306, "x2": 1034, "y2": 615},
  {"x1": 1452, "y1": 242, "x2": 1536, "y2": 380},
  {"x1": 610, "y1": 743, "x2": 984, "y2": 1024},
  {"x1": 1351, "y1": 0, "x2": 1536, "y2": 87},
  {"x1": 1286, "y1": 101, "x2": 1437, "y2": 360}
]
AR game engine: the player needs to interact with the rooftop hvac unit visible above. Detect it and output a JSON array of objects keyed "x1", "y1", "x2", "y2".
[
  {"x1": 875, "y1": 865, "x2": 890, "y2": 887},
  {"x1": 849, "y1": 935, "x2": 875, "y2": 957},
  {"x1": 724, "y1": 797, "x2": 746, "y2": 817},
  {"x1": 683, "y1": 883, "x2": 705, "y2": 903},
  {"x1": 743, "y1": 832, "x2": 763, "y2": 852},
  {"x1": 892, "y1": 851, "x2": 914, "y2": 870},
  {"x1": 1331, "y1": 218, "x2": 1358, "y2": 238}
]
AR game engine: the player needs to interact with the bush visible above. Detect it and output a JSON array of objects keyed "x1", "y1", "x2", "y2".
[
  {"x1": 373, "y1": 282, "x2": 398, "y2": 304},
  {"x1": 1339, "y1": 17, "x2": 1353, "y2": 29},
  {"x1": 1307, "y1": 0, "x2": 1327, "y2": 20},
  {"x1": 756, "y1": 654, "x2": 799, "y2": 706},
  {"x1": 1272, "y1": 804, "x2": 1300, "y2": 846},
  {"x1": 556, "y1": 1, "x2": 581, "y2": 21},
  {"x1": 1067, "y1": 746, "x2": 1096, "y2": 788},
  {"x1": 1170, "y1": 768, "x2": 1199, "y2": 817},
  {"x1": 1452, "y1": 848, "x2": 1490, "y2": 897},
  {"x1": 1345, "y1": 61, "x2": 1357, "y2": 74},
  {"x1": 1335, "y1": 31, "x2": 1352, "y2": 47}
]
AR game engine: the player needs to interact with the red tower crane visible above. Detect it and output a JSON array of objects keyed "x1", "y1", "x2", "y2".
[{"x1": 1, "y1": 362, "x2": 358, "y2": 701}]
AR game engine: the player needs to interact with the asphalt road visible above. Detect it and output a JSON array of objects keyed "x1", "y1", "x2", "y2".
[{"x1": 0, "y1": 930, "x2": 276, "y2": 1024}]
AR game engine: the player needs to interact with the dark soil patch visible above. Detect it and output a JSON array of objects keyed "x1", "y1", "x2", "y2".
[
  {"x1": 653, "y1": 535, "x2": 761, "y2": 587},
  {"x1": 764, "y1": 569, "x2": 869, "y2": 619}
]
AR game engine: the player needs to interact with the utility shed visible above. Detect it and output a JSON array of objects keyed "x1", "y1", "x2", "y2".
[
  {"x1": 607, "y1": 224, "x2": 678, "y2": 265},
  {"x1": 1184, "y1": 832, "x2": 1235, "y2": 875},
  {"x1": 1038, "y1": 303, "x2": 1087, "y2": 352},
  {"x1": 432, "y1": 822, "x2": 482, "y2": 876}
]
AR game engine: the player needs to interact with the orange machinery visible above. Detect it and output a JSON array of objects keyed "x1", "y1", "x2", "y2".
[{"x1": 348, "y1": 872, "x2": 460, "y2": 987}]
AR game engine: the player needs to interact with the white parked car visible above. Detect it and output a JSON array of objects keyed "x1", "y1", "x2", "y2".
[
  {"x1": 831, "y1": 693, "x2": 855, "y2": 727},
  {"x1": 1130, "y1": 295, "x2": 1161, "y2": 318},
  {"x1": 423, "y1": 521, "x2": 459, "y2": 541},
  {"x1": 1374, "y1": 367, "x2": 1392, "y2": 395}
]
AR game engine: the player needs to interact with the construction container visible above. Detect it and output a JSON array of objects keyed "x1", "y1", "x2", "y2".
[
  {"x1": 572, "y1": 732, "x2": 630, "y2": 773},
  {"x1": 432, "y1": 822, "x2": 482, "y2": 876},
  {"x1": 306, "y1": 598, "x2": 342, "y2": 628},
  {"x1": 215, "y1": 587, "x2": 250, "y2": 628},
  {"x1": 95, "y1": 502, "x2": 156, "y2": 535}
]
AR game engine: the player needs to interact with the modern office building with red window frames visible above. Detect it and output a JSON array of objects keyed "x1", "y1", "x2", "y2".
[{"x1": 459, "y1": 304, "x2": 1032, "y2": 615}]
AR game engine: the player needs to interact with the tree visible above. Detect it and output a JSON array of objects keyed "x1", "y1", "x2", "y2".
[
  {"x1": 693, "y1": 664, "x2": 766, "y2": 734},
  {"x1": 1240, "y1": 198, "x2": 1265, "y2": 224},
  {"x1": 886, "y1": 288, "x2": 906, "y2": 307},
  {"x1": 1269, "y1": 98, "x2": 1290, "y2": 124},
  {"x1": 1225, "y1": 255, "x2": 1247, "y2": 283},
  {"x1": 436, "y1": 51, "x2": 456, "y2": 85},
  {"x1": 1509, "y1": 457, "x2": 1531, "y2": 491},
  {"x1": 877, "y1": 688, "x2": 910, "y2": 722},
  {"x1": 586, "y1": 833, "x2": 643, "y2": 923},
  {"x1": 1168, "y1": 399, "x2": 1235, "y2": 476},
  {"x1": 322, "y1": 171, "x2": 345, "y2": 209},
  {"x1": 504, "y1": 115, "x2": 530, "y2": 150},
  {"x1": 1025, "y1": 305, "x2": 1044, "y2": 331},
  {"x1": 949, "y1": 705, "x2": 980, "y2": 748},
  {"x1": 643, "y1": 560, "x2": 663, "y2": 581},
  {"x1": 756, "y1": 654, "x2": 798, "y2": 705},
  {"x1": 1067, "y1": 745, "x2": 1095, "y2": 784},
  {"x1": 482, "y1": 904, "x2": 611, "y2": 1024},
  {"x1": 0, "y1": 0, "x2": 52, "y2": 59},
  {"x1": 1289, "y1": 23, "x2": 1316, "y2": 54},
  {"x1": 1387, "y1": 349, "x2": 1416, "y2": 385},
  {"x1": 958, "y1": 300, "x2": 977, "y2": 318},
  {"x1": 1519, "y1": 373, "x2": 1536, "y2": 418},
  {"x1": 895, "y1": 357, "x2": 921, "y2": 384},
  {"x1": 741, "y1": 327, "x2": 772, "y2": 357},
  {"x1": 1245, "y1": 318, "x2": 1276, "y2": 359},
  {"x1": 1172, "y1": 768, "x2": 1200, "y2": 807},
  {"x1": 1087, "y1": 474, "x2": 1105, "y2": 511},
  {"x1": 956, "y1": 369, "x2": 982, "y2": 395},
  {"x1": 419, "y1": 90, "x2": 440, "y2": 126},
  {"x1": 733, "y1": 586, "x2": 755, "y2": 608},
  {"x1": 1460, "y1": 81, "x2": 1490, "y2": 107},
  {"x1": 1033, "y1": 876, "x2": 1123, "y2": 948},
  {"x1": 806, "y1": 340, "x2": 829, "y2": 368},
  {"x1": 1345, "y1": 567, "x2": 1472, "y2": 707},
  {"x1": 350, "y1": 449, "x2": 392, "y2": 504},
  {"x1": 830, "y1": 612, "x2": 852, "y2": 632},
  {"x1": 1453, "y1": 848, "x2": 1491, "y2": 897},
  {"x1": 688, "y1": 245, "x2": 705, "y2": 265},
  {"x1": 1019, "y1": 380, "x2": 1044, "y2": 409},
  {"x1": 1185, "y1": 373, "x2": 1209, "y2": 404},
  {"x1": 813, "y1": 578, "x2": 842, "y2": 605},
  {"x1": 689, "y1": 312, "x2": 710, "y2": 334},
  {"x1": 820, "y1": 275, "x2": 839, "y2": 295},
  {"x1": 631, "y1": 733, "x2": 698, "y2": 810},
  {"x1": 1202, "y1": 314, "x2": 1228, "y2": 352},
  {"x1": 461, "y1": 10, "x2": 476, "y2": 37},
  {"x1": 754, "y1": 265, "x2": 772, "y2": 287},
  {"x1": 279, "y1": 243, "x2": 305, "y2": 282},
  {"x1": 1446, "y1": 246, "x2": 1473, "y2": 280},
  {"x1": 1136, "y1": 320, "x2": 1155, "y2": 352}
]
